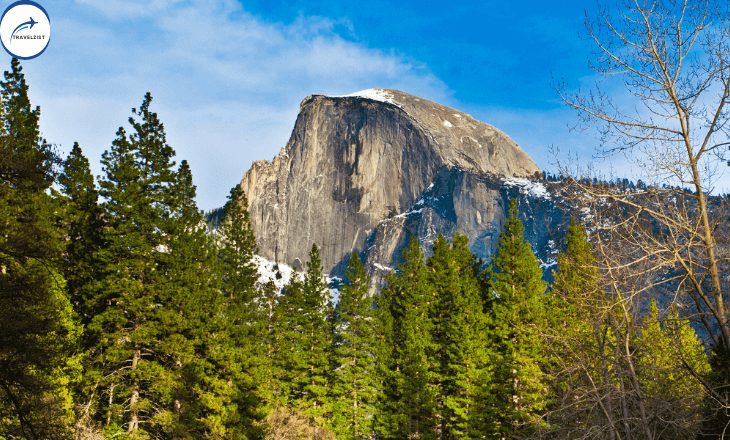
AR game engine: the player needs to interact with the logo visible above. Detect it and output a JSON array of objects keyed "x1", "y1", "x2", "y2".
[{"x1": 0, "y1": 1, "x2": 50, "y2": 59}]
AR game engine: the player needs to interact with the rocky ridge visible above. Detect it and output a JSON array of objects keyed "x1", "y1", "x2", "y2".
[{"x1": 240, "y1": 88, "x2": 563, "y2": 288}]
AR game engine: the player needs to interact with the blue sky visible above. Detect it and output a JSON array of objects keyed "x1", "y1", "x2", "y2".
[{"x1": 13, "y1": 0, "x2": 616, "y2": 210}]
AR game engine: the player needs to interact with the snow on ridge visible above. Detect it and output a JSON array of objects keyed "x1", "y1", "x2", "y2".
[
  {"x1": 327, "y1": 88, "x2": 421, "y2": 125},
  {"x1": 336, "y1": 88, "x2": 400, "y2": 107},
  {"x1": 502, "y1": 177, "x2": 550, "y2": 200}
]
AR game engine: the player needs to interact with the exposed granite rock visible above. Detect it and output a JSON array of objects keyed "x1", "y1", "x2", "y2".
[
  {"x1": 240, "y1": 88, "x2": 546, "y2": 283},
  {"x1": 364, "y1": 169, "x2": 571, "y2": 292}
]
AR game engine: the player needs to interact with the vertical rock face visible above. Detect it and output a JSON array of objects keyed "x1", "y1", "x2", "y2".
[{"x1": 240, "y1": 88, "x2": 548, "y2": 280}]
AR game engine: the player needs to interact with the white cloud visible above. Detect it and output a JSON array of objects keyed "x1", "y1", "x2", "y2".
[
  {"x1": 19, "y1": 0, "x2": 449, "y2": 210},
  {"x1": 75, "y1": 0, "x2": 189, "y2": 19}
]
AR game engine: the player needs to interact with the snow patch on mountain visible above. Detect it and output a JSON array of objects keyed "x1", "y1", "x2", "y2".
[
  {"x1": 373, "y1": 263, "x2": 394, "y2": 272},
  {"x1": 502, "y1": 177, "x2": 550, "y2": 200},
  {"x1": 253, "y1": 255, "x2": 341, "y2": 304},
  {"x1": 253, "y1": 255, "x2": 296, "y2": 292},
  {"x1": 539, "y1": 258, "x2": 558, "y2": 270},
  {"x1": 341, "y1": 88, "x2": 400, "y2": 107}
]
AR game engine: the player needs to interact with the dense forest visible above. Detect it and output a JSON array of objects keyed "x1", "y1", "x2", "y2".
[{"x1": 1, "y1": 49, "x2": 729, "y2": 440}]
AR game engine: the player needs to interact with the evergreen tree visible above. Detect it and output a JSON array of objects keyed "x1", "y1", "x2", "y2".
[
  {"x1": 636, "y1": 300, "x2": 709, "y2": 439},
  {"x1": 274, "y1": 267, "x2": 307, "y2": 406},
  {"x1": 543, "y1": 218, "x2": 617, "y2": 438},
  {"x1": 218, "y1": 183, "x2": 259, "y2": 306},
  {"x1": 299, "y1": 244, "x2": 332, "y2": 418},
  {"x1": 161, "y1": 161, "x2": 259, "y2": 438},
  {"x1": 56, "y1": 142, "x2": 105, "y2": 327},
  {"x1": 700, "y1": 343, "x2": 730, "y2": 440},
  {"x1": 272, "y1": 243, "x2": 332, "y2": 426},
  {"x1": 543, "y1": 219, "x2": 709, "y2": 439},
  {"x1": 483, "y1": 198, "x2": 548, "y2": 437},
  {"x1": 0, "y1": 58, "x2": 57, "y2": 191},
  {"x1": 0, "y1": 58, "x2": 80, "y2": 440},
  {"x1": 88, "y1": 92, "x2": 189, "y2": 437},
  {"x1": 249, "y1": 279, "x2": 284, "y2": 408},
  {"x1": 375, "y1": 235, "x2": 437, "y2": 440},
  {"x1": 211, "y1": 181, "x2": 265, "y2": 437},
  {"x1": 426, "y1": 233, "x2": 491, "y2": 439},
  {"x1": 372, "y1": 264, "x2": 397, "y2": 439},
  {"x1": 331, "y1": 252, "x2": 377, "y2": 440}
]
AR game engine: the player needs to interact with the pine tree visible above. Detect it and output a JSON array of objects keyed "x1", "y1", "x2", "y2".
[
  {"x1": 544, "y1": 219, "x2": 707, "y2": 439},
  {"x1": 700, "y1": 343, "x2": 730, "y2": 440},
  {"x1": 274, "y1": 269, "x2": 307, "y2": 405},
  {"x1": 483, "y1": 198, "x2": 548, "y2": 437},
  {"x1": 56, "y1": 142, "x2": 105, "y2": 328},
  {"x1": 89, "y1": 92, "x2": 188, "y2": 437},
  {"x1": 332, "y1": 252, "x2": 377, "y2": 440},
  {"x1": 299, "y1": 244, "x2": 332, "y2": 418},
  {"x1": 218, "y1": 183, "x2": 259, "y2": 307},
  {"x1": 160, "y1": 160, "x2": 225, "y2": 436},
  {"x1": 372, "y1": 264, "x2": 397, "y2": 439},
  {"x1": 375, "y1": 235, "x2": 437, "y2": 440},
  {"x1": 272, "y1": 243, "x2": 332, "y2": 424},
  {"x1": 0, "y1": 58, "x2": 80, "y2": 440},
  {"x1": 543, "y1": 218, "x2": 616, "y2": 438},
  {"x1": 426, "y1": 233, "x2": 491, "y2": 439},
  {"x1": 636, "y1": 300, "x2": 709, "y2": 438},
  {"x1": 0, "y1": 58, "x2": 57, "y2": 191},
  {"x1": 212, "y1": 181, "x2": 265, "y2": 438},
  {"x1": 249, "y1": 279, "x2": 284, "y2": 408}
]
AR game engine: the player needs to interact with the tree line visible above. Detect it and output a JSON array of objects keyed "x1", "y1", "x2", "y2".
[{"x1": 1, "y1": 55, "x2": 725, "y2": 439}]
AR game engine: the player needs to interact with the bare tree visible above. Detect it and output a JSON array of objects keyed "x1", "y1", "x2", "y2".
[
  {"x1": 549, "y1": 0, "x2": 730, "y2": 437},
  {"x1": 536, "y1": 210, "x2": 709, "y2": 440}
]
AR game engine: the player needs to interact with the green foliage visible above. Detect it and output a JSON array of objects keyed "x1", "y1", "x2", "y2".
[
  {"x1": 56, "y1": 142, "x2": 105, "y2": 328},
  {"x1": 426, "y1": 233, "x2": 492, "y2": 439},
  {"x1": 0, "y1": 58, "x2": 58, "y2": 191},
  {"x1": 700, "y1": 344, "x2": 730, "y2": 440},
  {"x1": 544, "y1": 219, "x2": 710, "y2": 439},
  {"x1": 636, "y1": 300, "x2": 709, "y2": 437},
  {"x1": 483, "y1": 198, "x2": 548, "y2": 437},
  {"x1": 331, "y1": 252, "x2": 377, "y2": 439},
  {"x1": 212, "y1": 181, "x2": 266, "y2": 438},
  {"x1": 372, "y1": 263, "x2": 396, "y2": 438},
  {"x1": 219, "y1": 184, "x2": 259, "y2": 306},
  {"x1": 84, "y1": 94, "x2": 264, "y2": 439},
  {"x1": 86, "y1": 92, "x2": 184, "y2": 438},
  {"x1": 0, "y1": 56, "x2": 720, "y2": 440},
  {"x1": 0, "y1": 58, "x2": 79, "y2": 440},
  {"x1": 295, "y1": 244, "x2": 333, "y2": 418},
  {"x1": 271, "y1": 243, "x2": 333, "y2": 433},
  {"x1": 376, "y1": 235, "x2": 437, "y2": 440},
  {"x1": 249, "y1": 279, "x2": 285, "y2": 408}
]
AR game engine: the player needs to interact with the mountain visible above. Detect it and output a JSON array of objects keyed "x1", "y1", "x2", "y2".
[{"x1": 239, "y1": 88, "x2": 570, "y2": 288}]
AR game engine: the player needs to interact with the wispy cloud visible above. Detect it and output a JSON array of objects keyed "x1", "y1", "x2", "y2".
[{"x1": 20, "y1": 0, "x2": 449, "y2": 209}]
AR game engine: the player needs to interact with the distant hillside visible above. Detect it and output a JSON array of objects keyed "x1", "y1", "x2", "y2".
[{"x1": 205, "y1": 207, "x2": 225, "y2": 228}]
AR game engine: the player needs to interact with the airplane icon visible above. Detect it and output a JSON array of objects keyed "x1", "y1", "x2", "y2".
[{"x1": 10, "y1": 17, "x2": 38, "y2": 44}]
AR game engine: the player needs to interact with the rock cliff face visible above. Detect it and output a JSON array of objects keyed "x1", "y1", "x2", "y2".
[{"x1": 240, "y1": 88, "x2": 559, "y2": 285}]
